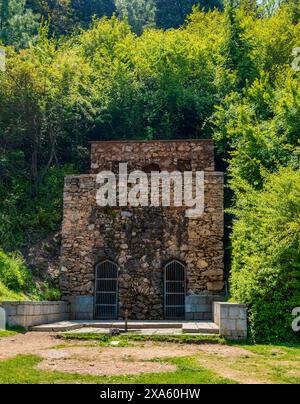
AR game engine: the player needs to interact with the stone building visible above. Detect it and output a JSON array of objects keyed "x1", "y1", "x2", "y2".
[{"x1": 60, "y1": 140, "x2": 224, "y2": 320}]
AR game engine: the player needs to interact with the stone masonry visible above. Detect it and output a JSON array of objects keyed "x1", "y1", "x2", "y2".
[{"x1": 60, "y1": 140, "x2": 224, "y2": 320}]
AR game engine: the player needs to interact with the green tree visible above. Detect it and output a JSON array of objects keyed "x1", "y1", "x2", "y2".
[
  {"x1": 26, "y1": 0, "x2": 74, "y2": 35},
  {"x1": 222, "y1": 0, "x2": 257, "y2": 90},
  {"x1": 115, "y1": 0, "x2": 156, "y2": 34},
  {"x1": 156, "y1": 0, "x2": 223, "y2": 29},
  {"x1": 0, "y1": 0, "x2": 39, "y2": 48},
  {"x1": 71, "y1": 0, "x2": 116, "y2": 28},
  {"x1": 259, "y1": 0, "x2": 283, "y2": 16}
]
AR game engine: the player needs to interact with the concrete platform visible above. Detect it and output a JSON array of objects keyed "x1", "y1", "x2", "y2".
[
  {"x1": 29, "y1": 320, "x2": 219, "y2": 334},
  {"x1": 182, "y1": 321, "x2": 219, "y2": 334},
  {"x1": 70, "y1": 327, "x2": 184, "y2": 335}
]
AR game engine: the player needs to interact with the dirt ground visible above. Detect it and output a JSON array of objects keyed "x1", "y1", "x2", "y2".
[
  {"x1": 0, "y1": 332, "x2": 268, "y2": 382},
  {"x1": 0, "y1": 332, "x2": 58, "y2": 360}
]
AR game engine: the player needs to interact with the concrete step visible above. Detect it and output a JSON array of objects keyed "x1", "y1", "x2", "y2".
[
  {"x1": 30, "y1": 320, "x2": 184, "y2": 332},
  {"x1": 30, "y1": 320, "x2": 220, "y2": 334},
  {"x1": 182, "y1": 321, "x2": 219, "y2": 334}
]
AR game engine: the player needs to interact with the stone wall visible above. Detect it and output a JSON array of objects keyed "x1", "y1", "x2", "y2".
[
  {"x1": 1, "y1": 301, "x2": 70, "y2": 329},
  {"x1": 60, "y1": 140, "x2": 224, "y2": 320},
  {"x1": 61, "y1": 176, "x2": 224, "y2": 320},
  {"x1": 90, "y1": 140, "x2": 215, "y2": 174},
  {"x1": 213, "y1": 302, "x2": 247, "y2": 339}
]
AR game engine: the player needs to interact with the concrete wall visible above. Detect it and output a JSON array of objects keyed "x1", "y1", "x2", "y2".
[
  {"x1": 185, "y1": 294, "x2": 225, "y2": 320},
  {"x1": 213, "y1": 302, "x2": 247, "y2": 339},
  {"x1": 0, "y1": 307, "x2": 5, "y2": 330},
  {"x1": 1, "y1": 301, "x2": 70, "y2": 329},
  {"x1": 67, "y1": 296, "x2": 94, "y2": 320}
]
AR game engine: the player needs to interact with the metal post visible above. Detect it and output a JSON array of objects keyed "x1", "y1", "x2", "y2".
[{"x1": 124, "y1": 309, "x2": 129, "y2": 332}]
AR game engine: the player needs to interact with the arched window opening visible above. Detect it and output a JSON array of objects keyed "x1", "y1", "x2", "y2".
[
  {"x1": 95, "y1": 260, "x2": 118, "y2": 319},
  {"x1": 164, "y1": 260, "x2": 186, "y2": 319},
  {"x1": 177, "y1": 159, "x2": 191, "y2": 172},
  {"x1": 143, "y1": 163, "x2": 161, "y2": 173}
]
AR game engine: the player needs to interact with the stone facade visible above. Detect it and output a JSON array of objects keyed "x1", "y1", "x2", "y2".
[
  {"x1": 60, "y1": 140, "x2": 224, "y2": 320},
  {"x1": 90, "y1": 140, "x2": 215, "y2": 174}
]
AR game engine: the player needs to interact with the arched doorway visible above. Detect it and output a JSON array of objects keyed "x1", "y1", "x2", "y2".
[
  {"x1": 164, "y1": 260, "x2": 186, "y2": 319},
  {"x1": 95, "y1": 260, "x2": 118, "y2": 319}
]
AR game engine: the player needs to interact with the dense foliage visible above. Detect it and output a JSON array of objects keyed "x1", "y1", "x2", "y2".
[
  {"x1": 22, "y1": 0, "x2": 223, "y2": 37},
  {"x1": 230, "y1": 168, "x2": 300, "y2": 342},
  {"x1": 0, "y1": 0, "x2": 39, "y2": 47},
  {"x1": 115, "y1": 0, "x2": 157, "y2": 34},
  {"x1": 0, "y1": 248, "x2": 60, "y2": 300},
  {"x1": 0, "y1": 1, "x2": 299, "y2": 340}
]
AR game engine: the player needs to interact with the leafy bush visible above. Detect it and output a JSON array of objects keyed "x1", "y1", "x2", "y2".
[
  {"x1": 0, "y1": 164, "x2": 77, "y2": 250},
  {"x1": 37, "y1": 285, "x2": 61, "y2": 301},
  {"x1": 0, "y1": 281, "x2": 28, "y2": 301},
  {"x1": 0, "y1": 249, "x2": 31, "y2": 292},
  {"x1": 230, "y1": 168, "x2": 300, "y2": 342},
  {"x1": 0, "y1": 249, "x2": 61, "y2": 301}
]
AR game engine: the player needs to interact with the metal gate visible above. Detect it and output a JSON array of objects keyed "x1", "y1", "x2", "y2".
[
  {"x1": 95, "y1": 260, "x2": 118, "y2": 319},
  {"x1": 164, "y1": 260, "x2": 186, "y2": 319}
]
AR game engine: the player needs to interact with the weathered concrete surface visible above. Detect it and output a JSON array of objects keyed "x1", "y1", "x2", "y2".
[
  {"x1": 213, "y1": 302, "x2": 247, "y2": 340},
  {"x1": 1, "y1": 301, "x2": 70, "y2": 330},
  {"x1": 30, "y1": 319, "x2": 219, "y2": 334},
  {"x1": 0, "y1": 307, "x2": 5, "y2": 330},
  {"x1": 185, "y1": 294, "x2": 225, "y2": 320}
]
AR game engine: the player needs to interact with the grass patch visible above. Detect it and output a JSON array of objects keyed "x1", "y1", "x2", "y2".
[
  {"x1": 0, "y1": 281, "x2": 29, "y2": 301},
  {"x1": 240, "y1": 344, "x2": 300, "y2": 359},
  {"x1": 232, "y1": 344, "x2": 300, "y2": 384},
  {"x1": 0, "y1": 330, "x2": 18, "y2": 338},
  {"x1": 0, "y1": 354, "x2": 236, "y2": 384},
  {"x1": 59, "y1": 332, "x2": 225, "y2": 345},
  {"x1": 0, "y1": 326, "x2": 25, "y2": 338},
  {"x1": 120, "y1": 333, "x2": 225, "y2": 344},
  {"x1": 196, "y1": 342, "x2": 300, "y2": 384}
]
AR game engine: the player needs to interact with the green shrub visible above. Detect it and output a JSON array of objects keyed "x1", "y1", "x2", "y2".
[
  {"x1": 0, "y1": 250, "x2": 32, "y2": 292},
  {"x1": 230, "y1": 167, "x2": 300, "y2": 342},
  {"x1": 37, "y1": 286, "x2": 61, "y2": 301},
  {"x1": 0, "y1": 164, "x2": 78, "y2": 250},
  {"x1": 0, "y1": 281, "x2": 28, "y2": 301},
  {"x1": 0, "y1": 250, "x2": 60, "y2": 301}
]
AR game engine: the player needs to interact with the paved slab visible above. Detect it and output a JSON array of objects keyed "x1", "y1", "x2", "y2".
[
  {"x1": 70, "y1": 327, "x2": 183, "y2": 335},
  {"x1": 30, "y1": 320, "x2": 219, "y2": 334},
  {"x1": 71, "y1": 327, "x2": 111, "y2": 334},
  {"x1": 182, "y1": 321, "x2": 219, "y2": 334},
  {"x1": 30, "y1": 320, "x2": 186, "y2": 332},
  {"x1": 139, "y1": 329, "x2": 183, "y2": 335}
]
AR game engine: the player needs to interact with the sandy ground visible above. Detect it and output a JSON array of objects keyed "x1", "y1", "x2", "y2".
[
  {"x1": 0, "y1": 332, "x2": 262, "y2": 382},
  {"x1": 0, "y1": 332, "x2": 58, "y2": 360}
]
